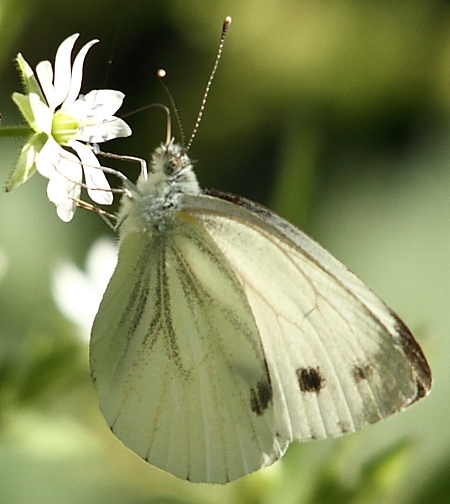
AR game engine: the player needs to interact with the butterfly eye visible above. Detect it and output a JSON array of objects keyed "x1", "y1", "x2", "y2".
[{"x1": 164, "y1": 157, "x2": 181, "y2": 176}]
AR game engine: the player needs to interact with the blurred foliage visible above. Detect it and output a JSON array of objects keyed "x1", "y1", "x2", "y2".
[{"x1": 0, "y1": 0, "x2": 449, "y2": 503}]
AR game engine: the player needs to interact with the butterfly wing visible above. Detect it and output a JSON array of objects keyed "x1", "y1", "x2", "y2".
[
  {"x1": 90, "y1": 213, "x2": 286, "y2": 483},
  {"x1": 183, "y1": 189, "x2": 432, "y2": 443}
]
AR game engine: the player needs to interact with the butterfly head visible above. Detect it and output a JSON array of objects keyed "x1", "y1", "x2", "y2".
[
  {"x1": 118, "y1": 138, "x2": 200, "y2": 235},
  {"x1": 152, "y1": 139, "x2": 191, "y2": 177},
  {"x1": 137, "y1": 138, "x2": 199, "y2": 196}
]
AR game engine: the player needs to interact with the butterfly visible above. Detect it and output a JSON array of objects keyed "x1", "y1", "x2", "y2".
[{"x1": 89, "y1": 136, "x2": 432, "y2": 483}]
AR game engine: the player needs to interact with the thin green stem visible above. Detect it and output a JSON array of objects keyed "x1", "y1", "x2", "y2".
[{"x1": 0, "y1": 125, "x2": 32, "y2": 138}]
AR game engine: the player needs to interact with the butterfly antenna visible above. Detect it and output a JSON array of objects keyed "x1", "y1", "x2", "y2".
[
  {"x1": 157, "y1": 68, "x2": 185, "y2": 147},
  {"x1": 121, "y1": 102, "x2": 172, "y2": 150},
  {"x1": 186, "y1": 16, "x2": 232, "y2": 152}
]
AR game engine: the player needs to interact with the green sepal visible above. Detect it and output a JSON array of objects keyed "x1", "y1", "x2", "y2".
[
  {"x1": 15, "y1": 53, "x2": 44, "y2": 101},
  {"x1": 5, "y1": 132, "x2": 48, "y2": 191},
  {"x1": 12, "y1": 92, "x2": 36, "y2": 130}
]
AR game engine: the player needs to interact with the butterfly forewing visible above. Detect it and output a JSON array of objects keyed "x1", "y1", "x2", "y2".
[
  {"x1": 183, "y1": 191, "x2": 431, "y2": 442},
  {"x1": 90, "y1": 213, "x2": 286, "y2": 483}
]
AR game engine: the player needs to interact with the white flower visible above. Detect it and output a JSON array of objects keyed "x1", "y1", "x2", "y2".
[
  {"x1": 52, "y1": 237, "x2": 117, "y2": 342},
  {"x1": 9, "y1": 34, "x2": 132, "y2": 222}
]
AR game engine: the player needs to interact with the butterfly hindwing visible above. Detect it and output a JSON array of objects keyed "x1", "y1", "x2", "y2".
[{"x1": 183, "y1": 190, "x2": 432, "y2": 442}]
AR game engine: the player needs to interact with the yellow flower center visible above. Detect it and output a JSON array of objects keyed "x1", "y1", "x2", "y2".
[{"x1": 52, "y1": 110, "x2": 79, "y2": 144}]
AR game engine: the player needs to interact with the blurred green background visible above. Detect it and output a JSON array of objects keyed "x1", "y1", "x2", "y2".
[{"x1": 0, "y1": 0, "x2": 448, "y2": 502}]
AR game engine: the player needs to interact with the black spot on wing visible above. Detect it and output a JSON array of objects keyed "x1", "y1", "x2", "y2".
[
  {"x1": 337, "y1": 420, "x2": 353, "y2": 434},
  {"x1": 296, "y1": 367, "x2": 326, "y2": 393},
  {"x1": 353, "y1": 365, "x2": 366, "y2": 382},
  {"x1": 352, "y1": 363, "x2": 373, "y2": 383},
  {"x1": 390, "y1": 311, "x2": 432, "y2": 399},
  {"x1": 250, "y1": 377, "x2": 273, "y2": 416}
]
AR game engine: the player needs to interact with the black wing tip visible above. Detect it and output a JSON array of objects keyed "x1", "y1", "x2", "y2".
[{"x1": 391, "y1": 310, "x2": 433, "y2": 397}]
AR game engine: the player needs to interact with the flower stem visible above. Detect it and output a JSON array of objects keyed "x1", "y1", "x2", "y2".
[{"x1": 0, "y1": 125, "x2": 33, "y2": 138}]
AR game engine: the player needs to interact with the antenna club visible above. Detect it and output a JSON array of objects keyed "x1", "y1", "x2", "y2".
[
  {"x1": 157, "y1": 69, "x2": 167, "y2": 78},
  {"x1": 223, "y1": 16, "x2": 232, "y2": 29}
]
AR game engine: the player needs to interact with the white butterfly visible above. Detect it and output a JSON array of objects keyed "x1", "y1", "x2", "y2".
[{"x1": 90, "y1": 137, "x2": 432, "y2": 483}]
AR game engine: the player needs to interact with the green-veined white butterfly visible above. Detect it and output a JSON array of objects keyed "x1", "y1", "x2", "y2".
[
  {"x1": 90, "y1": 136, "x2": 432, "y2": 482},
  {"x1": 89, "y1": 18, "x2": 431, "y2": 484}
]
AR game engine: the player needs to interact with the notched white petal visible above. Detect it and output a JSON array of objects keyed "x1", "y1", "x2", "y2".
[
  {"x1": 46, "y1": 150, "x2": 82, "y2": 221},
  {"x1": 62, "y1": 39, "x2": 99, "y2": 110},
  {"x1": 77, "y1": 117, "x2": 132, "y2": 143},
  {"x1": 103, "y1": 117, "x2": 132, "y2": 138},
  {"x1": 29, "y1": 93, "x2": 53, "y2": 134},
  {"x1": 54, "y1": 194, "x2": 78, "y2": 222},
  {"x1": 81, "y1": 89, "x2": 125, "y2": 117},
  {"x1": 35, "y1": 137, "x2": 59, "y2": 178},
  {"x1": 70, "y1": 141, "x2": 113, "y2": 205},
  {"x1": 53, "y1": 33, "x2": 79, "y2": 109},
  {"x1": 65, "y1": 90, "x2": 131, "y2": 142},
  {"x1": 35, "y1": 60, "x2": 55, "y2": 109}
]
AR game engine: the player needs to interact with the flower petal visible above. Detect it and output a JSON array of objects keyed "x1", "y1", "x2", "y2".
[
  {"x1": 36, "y1": 137, "x2": 57, "y2": 179},
  {"x1": 35, "y1": 60, "x2": 55, "y2": 109},
  {"x1": 35, "y1": 137, "x2": 60, "y2": 178},
  {"x1": 77, "y1": 117, "x2": 132, "y2": 143},
  {"x1": 75, "y1": 89, "x2": 125, "y2": 118},
  {"x1": 53, "y1": 193, "x2": 78, "y2": 222},
  {"x1": 29, "y1": 93, "x2": 53, "y2": 134},
  {"x1": 62, "y1": 38, "x2": 99, "y2": 109},
  {"x1": 69, "y1": 141, "x2": 113, "y2": 205},
  {"x1": 51, "y1": 237, "x2": 117, "y2": 340},
  {"x1": 53, "y1": 33, "x2": 79, "y2": 109},
  {"x1": 46, "y1": 150, "x2": 82, "y2": 222},
  {"x1": 86, "y1": 237, "x2": 118, "y2": 288}
]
